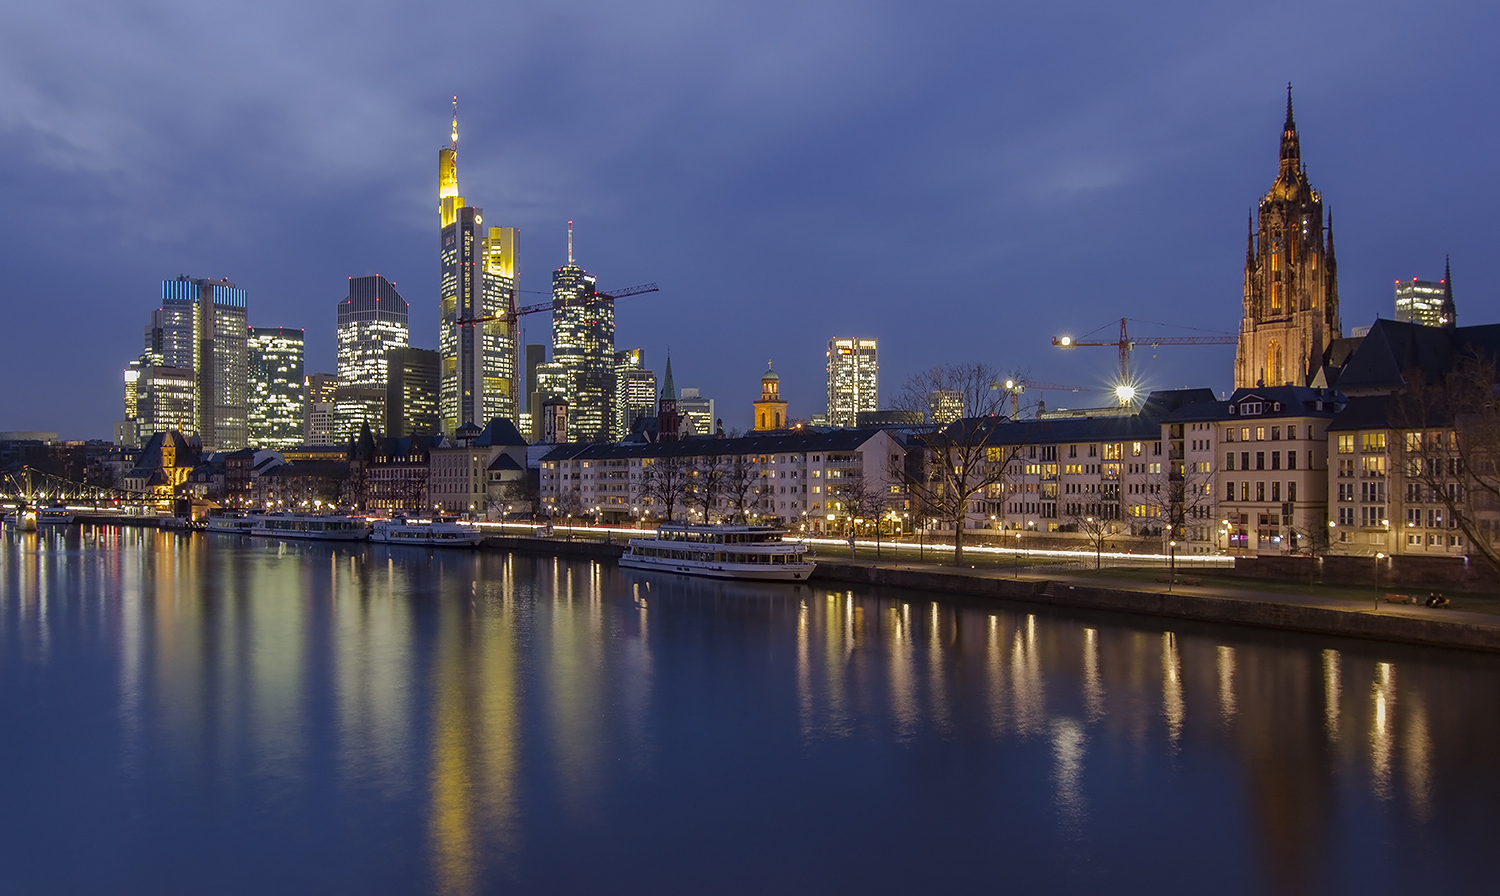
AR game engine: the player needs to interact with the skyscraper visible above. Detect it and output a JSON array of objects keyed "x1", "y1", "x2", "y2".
[
  {"x1": 304, "y1": 373, "x2": 339, "y2": 446},
  {"x1": 247, "y1": 327, "x2": 305, "y2": 449},
  {"x1": 825, "y1": 337, "x2": 878, "y2": 427},
  {"x1": 1235, "y1": 88, "x2": 1341, "y2": 388},
  {"x1": 128, "y1": 354, "x2": 196, "y2": 442},
  {"x1": 613, "y1": 349, "x2": 657, "y2": 439},
  {"x1": 438, "y1": 101, "x2": 518, "y2": 434},
  {"x1": 524, "y1": 343, "x2": 547, "y2": 441},
  {"x1": 337, "y1": 275, "x2": 409, "y2": 388},
  {"x1": 159, "y1": 276, "x2": 249, "y2": 450},
  {"x1": 1394, "y1": 259, "x2": 1456, "y2": 328},
  {"x1": 386, "y1": 347, "x2": 442, "y2": 437},
  {"x1": 551, "y1": 224, "x2": 614, "y2": 442},
  {"x1": 678, "y1": 388, "x2": 715, "y2": 436}
]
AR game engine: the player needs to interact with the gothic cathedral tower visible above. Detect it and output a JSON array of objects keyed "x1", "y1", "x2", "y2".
[{"x1": 1235, "y1": 87, "x2": 1340, "y2": 389}]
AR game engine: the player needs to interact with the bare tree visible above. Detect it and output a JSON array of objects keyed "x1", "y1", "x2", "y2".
[
  {"x1": 688, "y1": 452, "x2": 731, "y2": 522},
  {"x1": 1069, "y1": 513, "x2": 1112, "y2": 570},
  {"x1": 723, "y1": 453, "x2": 761, "y2": 522},
  {"x1": 831, "y1": 473, "x2": 883, "y2": 533},
  {"x1": 1134, "y1": 461, "x2": 1214, "y2": 545},
  {"x1": 640, "y1": 453, "x2": 692, "y2": 523},
  {"x1": 890, "y1": 362, "x2": 1024, "y2": 565},
  {"x1": 1391, "y1": 351, "x2": 1500, "y2": 571}
]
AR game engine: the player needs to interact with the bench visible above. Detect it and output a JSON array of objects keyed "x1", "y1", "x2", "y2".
[{"x1": 1384, "y1": 593, "x2": 1415, "y2": 605}]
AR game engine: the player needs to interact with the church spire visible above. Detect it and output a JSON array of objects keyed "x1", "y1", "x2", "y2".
[
  {"x1": 1279, "y1": 82, "x2": 1301, "y2": 173},
  {"x1": 661, "y1": 354, "x2": 676, "y2": 401},
  {"x1": 1441, "y1": 254, "x2": 1457, "y2": 327},
  {"x1": 1246, "y1": 211, "x2": 1255, "y2": 263}
]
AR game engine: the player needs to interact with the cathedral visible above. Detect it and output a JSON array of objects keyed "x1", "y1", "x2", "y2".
[{"x1": 1235, "y1": 88, "x2": 1341, "y2": 388}]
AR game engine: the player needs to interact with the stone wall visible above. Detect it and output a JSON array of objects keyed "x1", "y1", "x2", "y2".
[{"x1": 1230, "y1": 553, "x2": 1500, "y2": 594}]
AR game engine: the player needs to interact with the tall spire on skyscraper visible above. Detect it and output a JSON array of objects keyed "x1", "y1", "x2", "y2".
[
  {"x1": 451, "y1": 95, "x2": 458, "y2": 151},
  {"x1": 439, "y1": 97, "x2": 463, "y2": 229},
  {"x1": 568, "y1": 220, "x2": 574, "y2": 265}
]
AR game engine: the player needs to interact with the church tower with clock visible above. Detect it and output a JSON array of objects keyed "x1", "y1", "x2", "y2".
[{"x1": 1235, "y1": 87, "x2": 1341, "y2": 388}]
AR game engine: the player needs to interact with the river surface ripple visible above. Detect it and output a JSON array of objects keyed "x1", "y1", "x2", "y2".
[{"x1": 1, "y1": 526, "x2": 1496, "y2": 895}]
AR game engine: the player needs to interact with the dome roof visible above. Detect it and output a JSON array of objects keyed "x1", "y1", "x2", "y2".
[{"x1": 761, "y1": 362, "x2": 779, "y2": 381}]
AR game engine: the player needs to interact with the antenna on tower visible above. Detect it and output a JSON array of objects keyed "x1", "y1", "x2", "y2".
[
  {"x1": 450, "y1": 96, "x2": 458, "y2": 151},
  {"x1": 568, "y1": 220, "x2": 573, "y2": 264}
]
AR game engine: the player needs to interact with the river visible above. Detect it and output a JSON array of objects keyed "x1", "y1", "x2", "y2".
[{"x1": 1, "y1": 526, "x2": 1495, "y2": 894}]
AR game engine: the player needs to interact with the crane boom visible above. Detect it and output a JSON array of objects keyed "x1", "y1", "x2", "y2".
[
  {"x1": 513, "y1": 282, "x2": 659, "y2": 317},
  {"x1": 1052, "y1": 317, "x2": 1235, "y2": 386}
]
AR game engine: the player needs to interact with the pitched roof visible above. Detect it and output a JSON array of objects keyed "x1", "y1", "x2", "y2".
[
  {"x1": 538, "y1": 427, "x2": 893, "y2": 463},
  {"x1": 1332, "y1": 318, "x2": 1500, "y2": 394},
  {"x1": 475, "y1": 418, "x2": 527, "y2": 447}
]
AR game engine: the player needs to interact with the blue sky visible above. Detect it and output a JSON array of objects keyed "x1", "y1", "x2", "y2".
[{"x1": 2, "y1": 0, "x2": 1496, "y2": 437}]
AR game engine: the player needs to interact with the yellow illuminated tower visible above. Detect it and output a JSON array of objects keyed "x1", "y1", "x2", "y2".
[
  {"x1": 439, "y1": 98, "x2": 519, "y2": 434},
  {"x1": 1235, "y1": 87, "x2": 1340, "y2": 388},
  {"x1": 753, "y1": 362, "x2": 787, "y2": 431}
]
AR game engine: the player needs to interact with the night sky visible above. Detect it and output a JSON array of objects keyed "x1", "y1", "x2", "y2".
[{"x1": 2, "y1": 1, "x2": 1496, "y2": 439}]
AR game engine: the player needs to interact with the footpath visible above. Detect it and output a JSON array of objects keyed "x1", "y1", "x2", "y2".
[{"x1": 808, "y1": 555, "x2": 1500, "y2": 653}]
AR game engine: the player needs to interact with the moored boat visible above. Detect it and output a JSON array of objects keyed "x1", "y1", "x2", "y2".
[
  {"x1": 37, "y1": 507, "x2": 75, "y2": 525},
  {"x1": 371, "y1": 517, "x2": 483, "y2": 548},
  {"x1": 619, "y1": 523, "x2": 816, "y2": 582},
  {"x1": 250, "y1": 513, "x2": 369, "y2": 541},
  {"x1": 205, "y1": 511, "x2": 261, "y2": 534}
]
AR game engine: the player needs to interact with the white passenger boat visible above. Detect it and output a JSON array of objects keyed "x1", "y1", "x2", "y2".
[
  {"x1": 371, "y1": 518, "x2": 483, "y2": 548},
  {"x1": 37, "y1": 507, "x2": 75, "y2": 525},
  {"x1": 205, "y1": 512, "x2": 260, "y2": 534},
  {"x1": 250, "y1": 513, "x2": 369, "y2": 541},
  {"x1": 620, "y1": 523, "x2": 816, "y2": 582}
]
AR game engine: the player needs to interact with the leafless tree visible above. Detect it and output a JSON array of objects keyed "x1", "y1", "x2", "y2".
[
  {"x1": 1391, "y1": 351, "x2": 1500, "y2": 571},
  {"x1": 831, "y1": 473, "x2": 884, "y2": 533},
  {"x1": 1133, "y1": 460, "x2": 1215, "y2": 545},
  {"x1": 889, "y1": 362, "x2": 1025, "y2": 565},
  {"x1": 688, "y1": 452, "x2": 731, "y2": 522},
  {"x1": 723, "y1": 453, "x2": 760, "y2": 522},
  {"x1": 640, "y1": 454, "x2": 692, "y2": 523},
  {"x1": 1069, "y1": 513, "x2": 1113, "y2": 570}
]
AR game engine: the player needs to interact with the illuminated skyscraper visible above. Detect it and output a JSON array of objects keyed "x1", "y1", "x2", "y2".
[
  {"x1": 304, "y1": 373, "x2": 339, "y2": 446},
  {"x1": 438, "y1": 100, "x2": 519, "y2": 433},
  {"x1": 125, "y1": 353, "x2": 196, "y2": 442},
  {"x1": 337, "y1": 275, "x2": 409, "y2": 388},
  {"x1": 551, "y1": 224, "x2": 614, "y2": 442},
  {"x1": 159, "y1": 276, "x2": 249, "y2": 449},
  {"x1": 1394, "y1": 259, "x2": 1456, "y2": 328},
  {"x1": 678, "y1": 388, "x2": 715, "y2": 436},
  {"x1": 247, "y1": 327, "x2": 305, "y2": 449},
  {"x1": 613, "y1": 349, "x2": 657, "y2": 439},
  {"x1": 825, "y1": 337, "x2": 878, "y2": 427},
  {"x1": 386, "y1": 347, "x2": 442, "y2": 437}
]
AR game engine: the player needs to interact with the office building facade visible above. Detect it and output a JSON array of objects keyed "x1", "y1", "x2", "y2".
[
  {"x1": 678, "y1": 388, "x2": 715, "y2": 436},
  {"x1": 613, "y1": 349, "x2": 657, "y2": 439},
  {"x1": 304, "y1": 373, "x2": 339, "y2": 446},
  {"x1": 551, "y1": 239, "x2": 614, "y2": 442},
  {"x1": 826, "y1": 337, "x2": 878, "y2": 427},
  {"x1": 160, "y1": 276, "x2": 249, "y2": 450},
  {"x1": 386, "y1": 347, "x2": 443, "y2": 437},
  {"x1": 248, "y1": 327, "x2": 306, "y2": 450},
  {"x1": 1394, "y1": 260, "x2": 1456, "y2": 328},
  {"x1": 337, "y1": 275, "x2": 409, "y2": 389}
]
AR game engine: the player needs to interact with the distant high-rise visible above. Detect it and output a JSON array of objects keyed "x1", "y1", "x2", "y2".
[
  {"x1": 929, "y1": 389, "x2": 964, "y2": 425},
  {"x1": 304, "y1": 373, "x2": 339, "y2": 446},
  {"x1": 438, "y1": 100, "x2": 518, "y2": 433},
  {"x1": 524, "y1": 343, "x2": 548, "y2": 441},
  {"x1": 613, "y1": 349, "x2": 657, "y2": 440},
  {"x1": 127, "y1": 354, "x2": 196, "y2": 443},
  {"x1": 386, "y1": 347, "x2": 442, "y2": 437},
  {"x1": 1394, "y1": 259, "x2": 1456, "y2": 329},
  {"x1": 551, "y1": 223, "x2": 614, "y2": 442},
  {"x1": 678, "y1": 388, "x2": 715, "y2": 436},
  {"x1": 337, "y1": 275, "x2": 409, "y2": 388},
  {"x1": 826, "y1": 337, "x2": 878, "y2": 427},
  {"x1": 160, "y1": 276, "x2": 249, "y2": 450},
  {"x1": 247, "y1": 327, "x2": 305, "y2": 450}
]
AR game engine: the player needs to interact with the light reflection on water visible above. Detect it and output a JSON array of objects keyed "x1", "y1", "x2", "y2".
[{"x1": 0, "y1": 526, "x2": 1496, "y2": 895}]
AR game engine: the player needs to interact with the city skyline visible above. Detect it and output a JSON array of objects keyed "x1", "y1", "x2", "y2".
[{"x1": 2, "y1": 3, "x2": 1497, "y2": 438}]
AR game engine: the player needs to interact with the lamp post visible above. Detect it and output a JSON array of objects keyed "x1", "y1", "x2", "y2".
[{"x1": 1014, "y1": 531, "x2": 1021, "y2": 578}]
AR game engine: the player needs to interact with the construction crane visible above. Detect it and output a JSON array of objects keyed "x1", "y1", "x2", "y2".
[
  {"x1": 1052, "y1": 317, "x2": 1236, "y2": 402},
  {"x1": 992, "y1": 377, "x2": 1094, "y2": 418}
]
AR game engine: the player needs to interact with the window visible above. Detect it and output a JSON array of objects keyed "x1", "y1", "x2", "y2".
[
  {"x1": 1287, "y1": 481, "x2": 1296, "y2": 502},
  {"x1": 1272, "y1": 481, "x2": 1281, "y2": 502},
  {"x1": 1224, "y1": 481, "x2": 1233, "y2": 500},
  {"x1": 1271, "y1": 426, "x2": 1281, "y2": 441},
  {"x1": 1225, "y1": 453, "x2": 1235, "y2": 471},
  {"x1": 1256, "y1": 481, "x2": 1266, "y2": 502},
  {"x1": 1287, "y1": 452, "x2": 1296, "y2": 470},
  {"x1": 1240, "y1": 482, "x2": 1249, "y2": 502},
  {"x1": 1271, "y1": 451, "x2": 1281, "y2": 470},
  {"x1": 1337, "y1": 435, "x2": 1354, "y2": 454},
  {"x1": 1256, "y1": 452, "x2": 1265, "y2": 471},
  {"x1": 1103, "y1": 443, "x2": 1123, "y2": 460},
  {"x1": 1242, "y1": 428, "x2": 1251, "y2": 442},
  {"x1": 1256, "y1": 427, "x2": 1266, "y2": 441},
  {"x1": 1132, "y1": 442, "x2": 1142, "y2": 456},
  {"x1": 1225, "y1": 428, "x2": 1236, "y2": 442},
  {"x1": 1362, "y1": 432, "x2": 1387, "y2": 452}
]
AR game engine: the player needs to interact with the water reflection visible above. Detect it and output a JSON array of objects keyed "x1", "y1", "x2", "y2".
[{"x1": 2, "y1": 528, "x2": 1499, "y2": 894}]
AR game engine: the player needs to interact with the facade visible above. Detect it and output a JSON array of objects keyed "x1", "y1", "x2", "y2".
[
  {"x1": 428, "y1": 419, "x2": 529, "y2": 517},
  {"x1": 929, "y1": 390, "x2": 964, "y2": 426},
  {"x1": 386, "y1": 347, "x2": 442, "y2": 437},
  {"x1": 1235, "y1": 90, "x2": 1341, "y2": 389},
  {"x1": 132, "y1": 359, "x2": 197, "y2": 443},
  {"x1": 826, "y1": 337, "x2": 879, "y2": 427},
  {"x1": 304, "y1": 373, "x2": 339, "y2": 445},
  {"x1": 366, "y1": 435, "x2": 435, "y2": 514},
  {"x1": 247, "y1": 327, "x2": 305, "y2": 450},
  {"x1": 524, "y1": 343, "x2": 548, "y2": 441},
  {"x1": 436, "y1": 110, "x2": 519, "y2": 435},
  {"x1": 551, "y1": 236, "x2": 614, "y2": 442},
  {"x1": 160, "y1": 276, "x2": 249, "y2": 450},
  {"x1": 332, "y1": 388, "x2": 386, "y2": 444},
  {"x1": 678, "y1": 388, "x2": 715, "y2": 436},
  {"x1": 538, "y1": 428, "x2": 904, "y2": 529},
  {"x1": 753, "y1": 364, "x2": 788, "y2": 431},
  {"x1": 337, "y1": 275, "x2": 409, "y2": 389},
  {"x1": 1394, "y1": 261, "x2": 1456, "y2": 328},
  {"x1": 613, "y1": 349, "x2": 657, "y2": 440}
]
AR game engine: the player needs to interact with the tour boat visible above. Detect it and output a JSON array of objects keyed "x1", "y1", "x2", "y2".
[
  {"x1": 250, "y1": 513, "x2": 369, "y2": 541},
  {"x1": 37, "y1": 507, "x2": 75, "y2": 525},
  {"x1": 619, "y1": 523, "x2": 816, "y2": 582},
  {"x1": 370, "y1": 518, "x2": 483, "y2": 548},
  {"x1": 205, "y1": 512, "x2": 261, "y2": 534}
]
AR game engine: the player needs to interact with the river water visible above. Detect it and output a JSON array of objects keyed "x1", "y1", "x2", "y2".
[{"x1": 1, "y1": 526, "x2": 1496, "y2": 895}]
